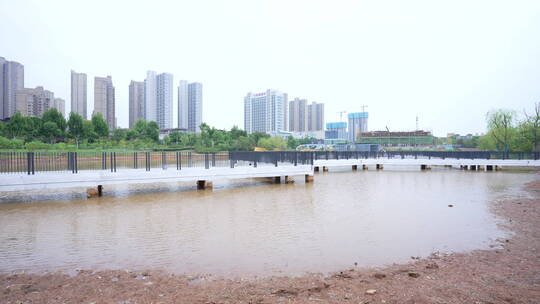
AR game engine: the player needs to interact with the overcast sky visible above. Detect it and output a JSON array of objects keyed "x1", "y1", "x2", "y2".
[{"x1": 1, "y1": 0, "x2": 539, "y2": 136}]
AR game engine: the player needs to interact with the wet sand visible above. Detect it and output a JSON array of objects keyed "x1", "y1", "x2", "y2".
[{"x1": 1, "y1": 178, "x2": 540, "y2": 304}]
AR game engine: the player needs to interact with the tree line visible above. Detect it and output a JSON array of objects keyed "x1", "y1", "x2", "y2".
[{"x1": 0, "y1": 110, "x2": 313, "y2": 151}]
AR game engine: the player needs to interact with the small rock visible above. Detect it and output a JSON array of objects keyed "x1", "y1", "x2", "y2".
[
  {"x1": 425, "y1": 263, "x2": 439, "y2": 269},
  {"x1": 448, "y1": 204, "x2": 454, "y2": 207},
  {"x1": 373, "y1": 273, "x2": 386, "y2": 279},
  {"x1": 408, "y1": 272, "x2": 420, "y2": 278},
  {"x1": 365, "y1": 289, "x2": 377, "y2": 295}
]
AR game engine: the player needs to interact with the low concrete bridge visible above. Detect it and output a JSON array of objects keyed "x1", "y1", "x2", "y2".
[
  {"x1": 313, "y1": 158, "x2": 540, "y2": 171},
  {"x1": 0, "y1": 165, "x2": 313, "y2": 194}
]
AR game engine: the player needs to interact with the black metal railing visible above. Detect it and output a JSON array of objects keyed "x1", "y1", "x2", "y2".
[{"x1": 0, "y1": 150, "x2": 538, "y2": 174}]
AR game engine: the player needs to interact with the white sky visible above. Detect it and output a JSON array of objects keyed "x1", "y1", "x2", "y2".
[{"x1": 1, "y1": 0, "x2": 539, "y2": 136}]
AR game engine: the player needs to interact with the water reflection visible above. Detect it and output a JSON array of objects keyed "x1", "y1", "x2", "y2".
[{"x1": 0, "y1": 170, "x2": 535, "y2": 276}]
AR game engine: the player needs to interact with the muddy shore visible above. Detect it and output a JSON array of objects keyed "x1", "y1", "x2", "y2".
[{"x1": 2, "y1": 178, "x2": 539, "y2": 304}]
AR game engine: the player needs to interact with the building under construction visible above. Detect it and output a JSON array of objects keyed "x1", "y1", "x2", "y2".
[{"x1": 357, "y1": 130, "x2": 434, "y2": 146}]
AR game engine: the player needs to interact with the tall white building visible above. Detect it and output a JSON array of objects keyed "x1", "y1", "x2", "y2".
[
  {"x1": 144, "y1": 71, "x2": 156, "y2": 122},
  {"x1": 70, "y1": 70, "x2": 87, "y2": 119},
  {"x1": 1, "y1": 57, "x2": 24, "y2": 119},
  {"x1": 93, "y1": 76, "x2": 115, "y2": 129},
  {"x1": 156, "y1": 73, "x2": 173, "y2": 129},
  {"x1": 244, "y1": 90, "x2": 287, "y2": 134},
  {"x1": 177, "y1": 80, "x2": 188, "y2": 129},
  {"x1": 144, "y1": 71, "x2": 172, "y2": 129},
  {"x1": 178, "y1": 81, "x2": 203, "y2": 133},
  {"x1": 129, "y1": 80, "x2": 145, "y2": 128},
  {"x1": 53, "y1": 98, "x2": 65, "y2": 117}
]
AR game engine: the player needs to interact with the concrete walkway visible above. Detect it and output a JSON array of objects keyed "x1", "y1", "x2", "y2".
[{"x1": 0, "y1": 165, "x2": 313, "y2": 192}]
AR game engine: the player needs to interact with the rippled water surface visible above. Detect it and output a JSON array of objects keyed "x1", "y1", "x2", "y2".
[{"x1": 0, "y1": 169, "x2": 535, "y2": 276}]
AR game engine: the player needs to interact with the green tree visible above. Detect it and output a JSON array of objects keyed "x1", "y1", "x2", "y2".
[
  {"x1": 145, "y1": 121, "x2": 159, "y2": 142},
  {"x1": 522, "y1": 102, "x2": 540, "y2": 151},
  {"x1": 112, "y1": 128, "x2": 127, "y2": 142},
  {"x1": 42, "y1": 108, "x2": 66, "y2": 136},
  {"x1": 92, "y1": 113, "x2": 109, "y2": 138},
  {"x1": 486, "y1": 109, "x2": 516, "y2": 155},
  {"x1": 168, "y1": 131, "x2": 182, "y2": 145},
  {"x1": 41, "y1": 121, "x2": 61, "y2": 143},
  {"x1": 67, "y1": 112, "x2": 84, "y2": 143},
  {"x1": 5, "y1": 112, "x2": 25, "y2": 138},
  {"x1": 83, "y1": 120, "x2": 97, "y2": 142}
]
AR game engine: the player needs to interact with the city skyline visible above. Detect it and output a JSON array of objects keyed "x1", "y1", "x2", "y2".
[{"x1": 1, "y1": 1, "x2": 539, "y2": 136}]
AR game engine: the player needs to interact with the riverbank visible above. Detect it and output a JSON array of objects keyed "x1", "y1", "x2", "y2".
[{"x1": 2, "y1": 178, "x2": 539, "y2": 304}]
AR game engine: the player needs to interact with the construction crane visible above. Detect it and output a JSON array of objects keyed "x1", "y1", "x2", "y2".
[
  {"x1": 337, "y1": 111, "x2": 347, "y2": 122},
  {"x1": 360, "y1": 105, "x2": 368, "y2": 113}
]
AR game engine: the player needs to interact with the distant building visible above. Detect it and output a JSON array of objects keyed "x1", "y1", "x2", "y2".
[
  {"x1": 348, "y1": 112, "x2": 368, "y2": 143},
  {"x1": 1, "y1": 57, "x2": 24, "y2": 119},
  {"x1": 307, "y1": 102, "x2": 324, "y2": 131},
  {"x1": 289, "y1": 98, "x2": 308, "y2": 132},
  {"x1": 129, "y1": 80, "x2": 145, "y2": 128},
  {"x1": 358, "y1": 130, "x2": 434, "y2": 146},
  {"x1": 15, "y1": 86, "x2": 54, "y2": 117},
  {"x1": 244, "y1": 90, "x2": 287, "y2": 134},
  {"x1": 144, "y1": 71, "x2": 157, "y2": 122},
  {"x1": 325, "y1": 122, "x2": 348, "y2": 140},
  {"x1": 178, "y1": 81, "x2": 203, "y2": 133},
  {"x1": 156, "y1": 73, "x2": 173, "y2": 129},
  {"x1": 93, "y1": 76, "x2": 116, "y2": 129},
  {"x1": 53, "y1": 98, "x2": 65, "y2": 117},
  {"x1": 145, "y1": 71, "x2": 173, "y2": 129},
  {"x1": 289, "y1": 99, "x2": 324, "y2": 133},
  {"x1": 70, "y1": 70, "x2": 87, "y2": 119}
]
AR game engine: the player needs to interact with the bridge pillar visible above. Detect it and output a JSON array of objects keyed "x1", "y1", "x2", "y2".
[
  {"x1": 86, "y1": 185, "x2": 103, "y2": 198},
  {"x1": 486, "y1": 165, "x2": 493, "y2": 171},
  {"x1": 273, "y1": 176, "x2": 281, "y2": 183},
  {"x1": 314, "y1": 166, "x2": 320, "y2": 172},
  {"x1": 305, "y1": 174, "x2": 314, "y2": 183},
  {"x1": 470, "y1": 165, "x2": 477, "y2": 171},
  {"x1": 197, "y1": 180, "x2": 213, "y2": 190},
  {"x1": 362, "y1": 164, "x2": 368, "y2": 170},
  {"x1": 420, "y1": 164, "x2": 431, "y2": 170},
  {"x1": 352, "y1": 165, "x2": 358, "y2": 171},
  {"x1": 323, "y1": 166, "x2": 329, "y2": 172},
  {"x1": 284, "y1": 176, "x2": 295, "y2": 183},
  {"x1": 376, "y1": 164, "x2": 383, "y2": 170}
]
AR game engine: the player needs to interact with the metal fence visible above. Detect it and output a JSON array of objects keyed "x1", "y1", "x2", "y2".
[{"x1": 1, "y1": 150, "x2": 538, "y2": 174}]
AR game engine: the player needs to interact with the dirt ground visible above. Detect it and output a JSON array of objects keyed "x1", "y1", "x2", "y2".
[{"x1": 1, "y1": 179, "x2": 540, "y2": 304}]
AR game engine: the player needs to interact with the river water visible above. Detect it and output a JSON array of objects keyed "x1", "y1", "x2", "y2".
[{"x1": 0, "y1": 169, "x2": 535, "y2": 276}]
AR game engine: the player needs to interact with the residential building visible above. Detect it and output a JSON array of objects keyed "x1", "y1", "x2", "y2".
[
  {"x1": 307, "y1": 102, "x2": 324, "y2": 131},
  {"x1": 187, "y1": 82, "x2": 202, "y2": 133},
  {"x1": 177, "y1": 80, "x2": 188, "y2": 129},
  {"x1": 358, "y1": 130, "x2": 434, "y2": 146},
  {"x1": 1, "y1": 57, "x2": 24, "y2": 119},
  {"x1": 53, "y1": 98, "x2": 65, "y2": 117},
  {"x1": 70, "y1": 70, "x2": 87, "y2": 119},
  {"x1": 348, "y1": 112, "x2": 369, "y2": 142},
  {"x1": 244, "y1": 90, "x2": 287, "y2": 134},
  {"x1": 144, "y1": 71, "x2": 156, "y2": 122},
  {"x1": 178, "y1": 80, "x2": 203, "y2": 133},
  {"x1": 156, "y1": 73, "x2": 173, "y2": 129},
  {"x1": 325, "y1": 122, "x2": 348, "y2": 140},
  {"x1": 129, "y1": 80, "x2": 145, "y2": 128},
  {"x1": 15, "y1": 86, "x2": 54, "y2": 117},
  {"x1": 93, "y1": 76, "x2": 115, "y2": 128},
  {"x1": 289, "y1": 98, "x2": 308, "y2": 132},
  {"x1": 145, "y1": 71, "x2": 173, "y2": 129}
]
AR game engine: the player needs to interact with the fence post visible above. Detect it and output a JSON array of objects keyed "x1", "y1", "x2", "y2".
[
  {"x1": 113, "y1": 152, "x2": 116, "y2": 172},
  {"x1": 146, "y1": 152, "x2": 150, "y2": 171},
  {"x1": 26, "y1": 152, "x2": 31, "y2": 175},
  {"x1": 205, "y1": 153, "x2": 209, "y2": 169},
  {"x1": 75, "y1": 152, "x2": 78, "y2": 173},
  {"x1": 134, "y1": 152, "x2": 138, "y2": 169},
  {"x1": 188, "y1": 152, "x2": 192, "y2": 167},
  {"x1": 230, "y1": 152, "x2": 234, "y2": 168}
]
